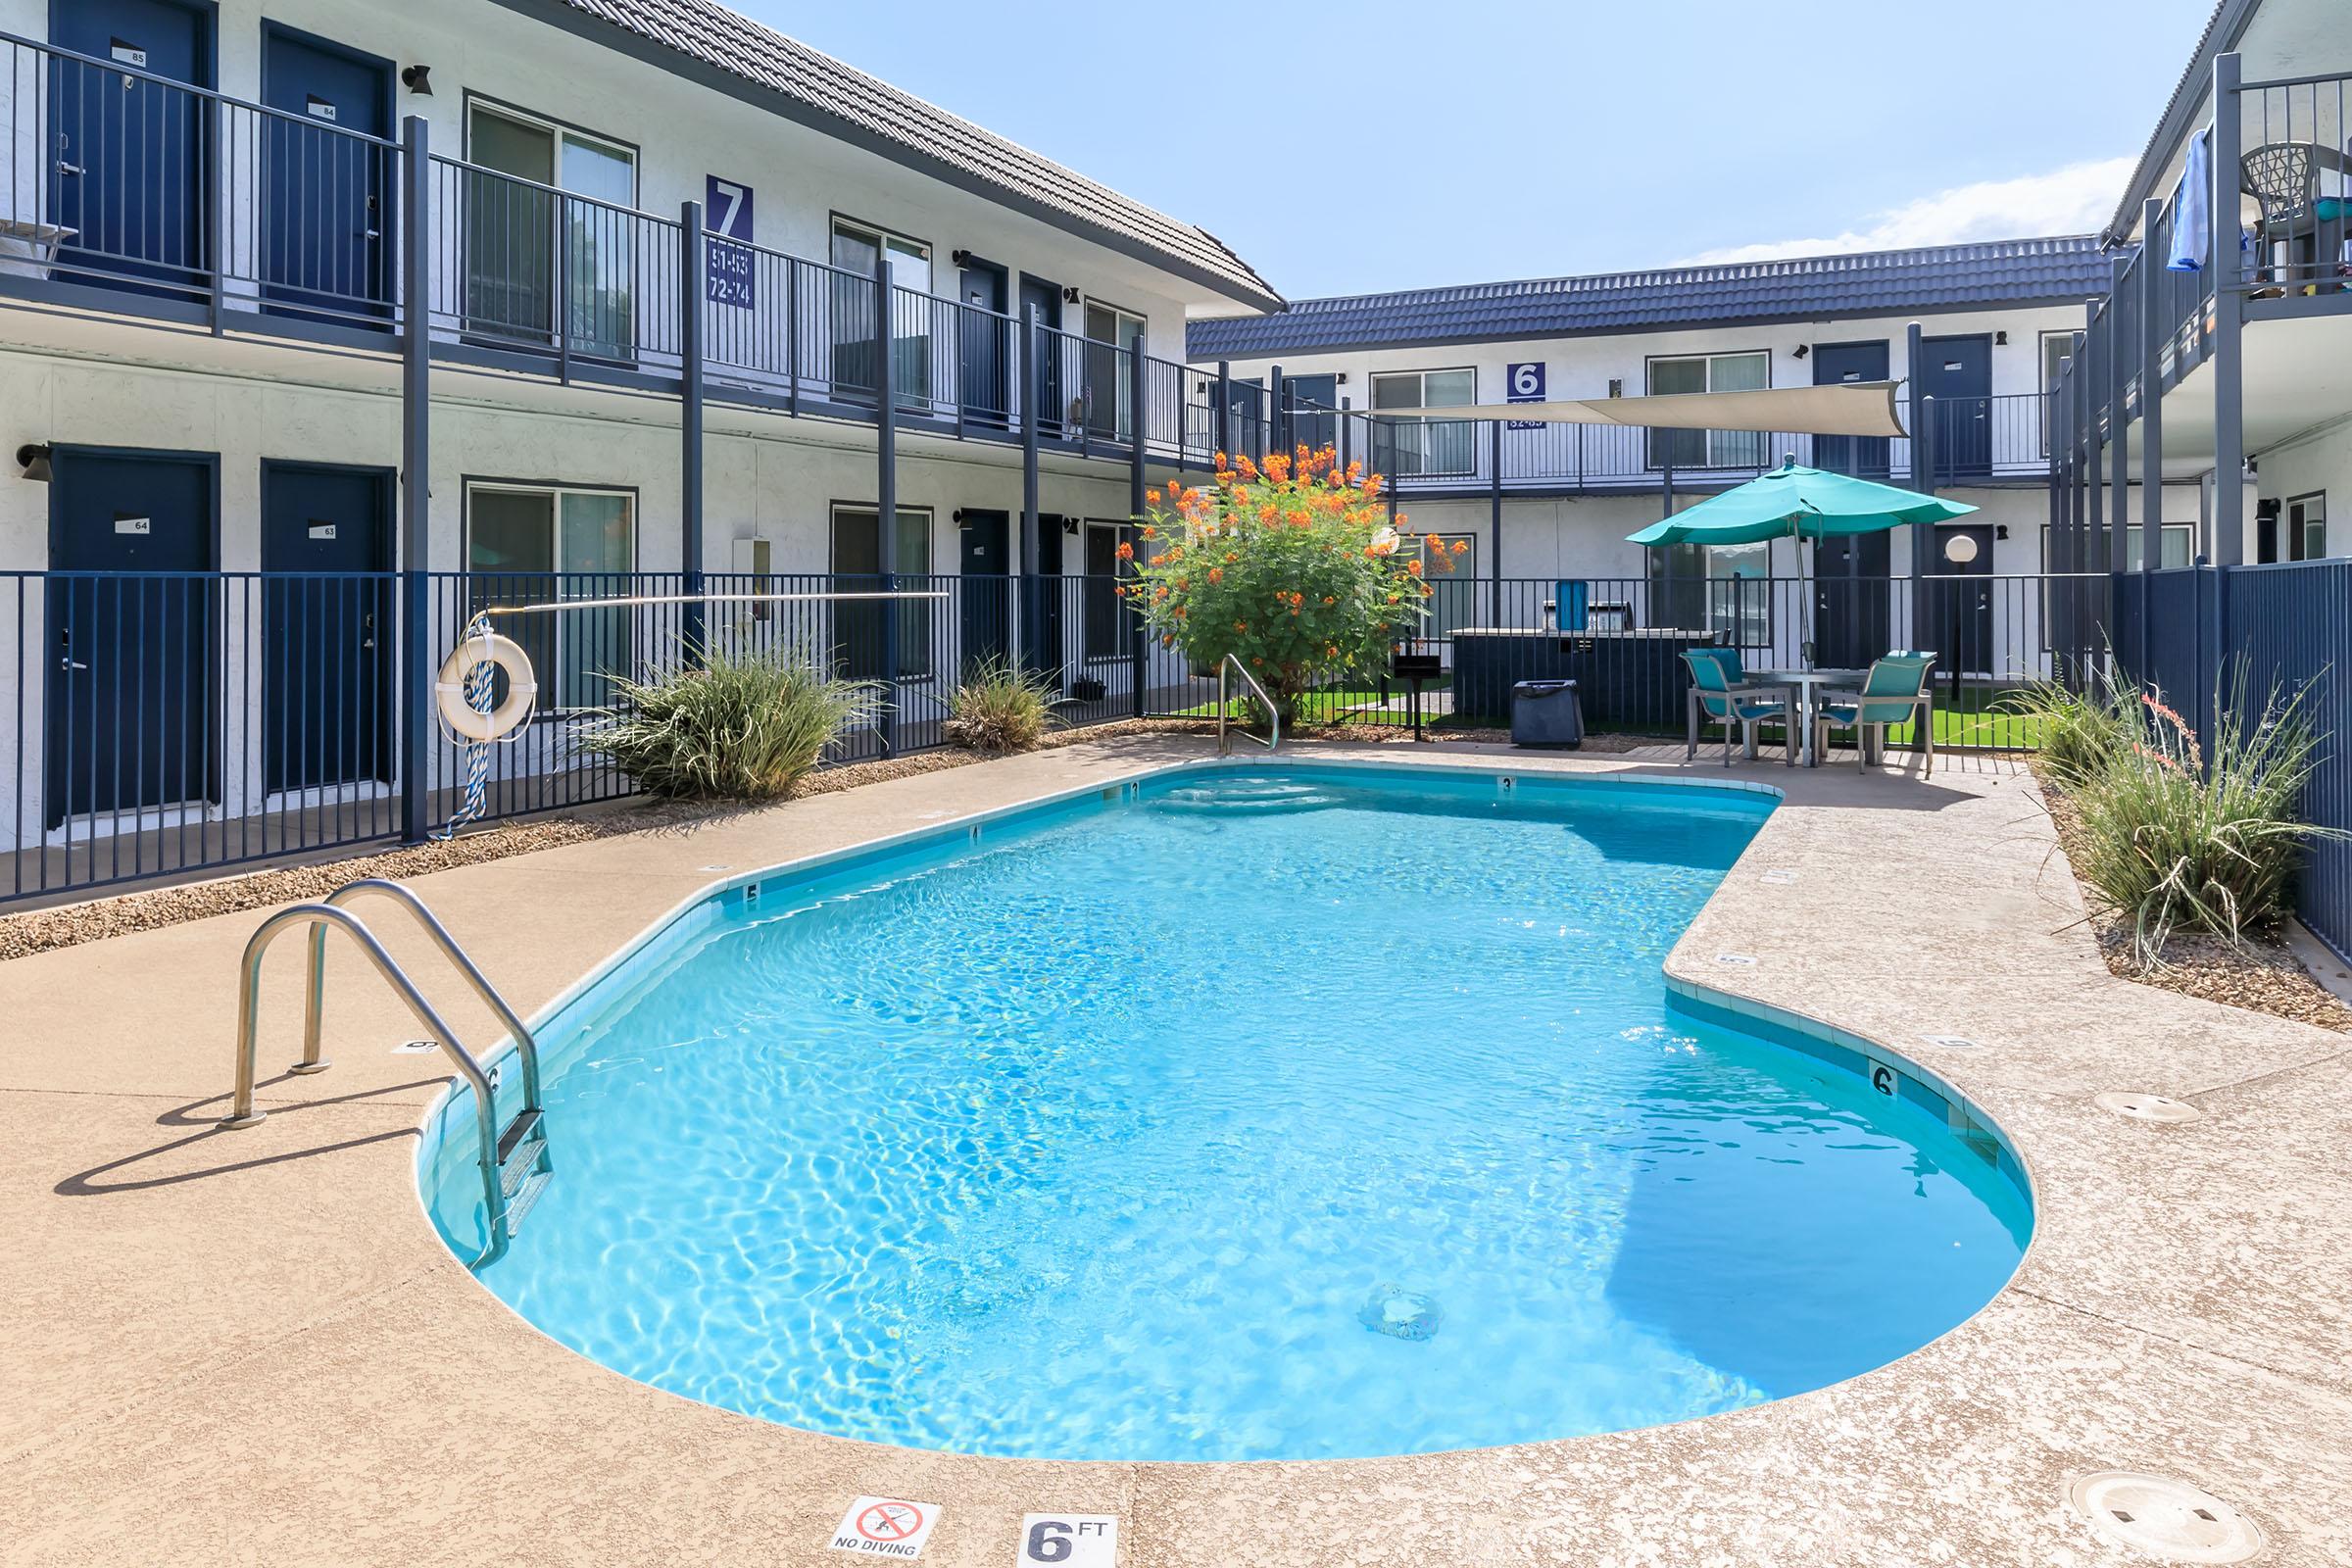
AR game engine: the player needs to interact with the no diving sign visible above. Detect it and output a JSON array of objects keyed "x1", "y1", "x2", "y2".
[
  {"x1": 829, "y1": 1496, "x2": 941, "y2": 1559},
  {"x1": 1018, "y1": 1513, "x2": 1118, "y2": 1567}
]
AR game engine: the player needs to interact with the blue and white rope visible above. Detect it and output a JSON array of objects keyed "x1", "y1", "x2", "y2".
[{"x1": 435, "y1": 610, "x2": 498, "y2": 841}]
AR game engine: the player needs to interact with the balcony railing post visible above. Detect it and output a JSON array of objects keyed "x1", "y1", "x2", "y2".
[
  {"x1": 398, "y1": 114, "x2": 433, "y2": 846},
  {"x1": 1489, "y1": 418, "x2": 1503, "y2": 627},
  {"x1": 786, "y1": 257, "x2": 800, "y2": 417},
  {"x1": 1270, "y1": 365, "x2": 1286, "y2": 460},
  {"x1": 1021, "y1": 304, "x2": 1044, "y2": 677},
  {"x1": 1904, "y1": 321, "x2": 1929, "y2": 581},
  {"x1": 1129, "y1": 331, "x2": 1148, "y2": 718},
  {"x1": 875, "y1": 251, "x2": 900, "y2": 755},
  {"x1": 1338, "y1": 395, "x2": 1350, "y2": 474},
  {"x1": 204, "y1": 91, "x2": 225, "y2": 334},
  {"x1": 2210, "y1": 51, "x2": 2246, "y2": 569},
  {"x1": 680, "y1": 199, "x2": 707, "y2": 662},
  {"x1": 555, "y1": 186, "x2": 571, "y2": 384}
]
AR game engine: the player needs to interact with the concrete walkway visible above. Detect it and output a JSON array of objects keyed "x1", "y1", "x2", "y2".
[{"x1": 3, "y1": 736, "x2": 2347, "y2": 1566}]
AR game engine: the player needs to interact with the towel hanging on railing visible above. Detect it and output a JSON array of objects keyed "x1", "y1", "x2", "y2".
[{"x1": 2170, "y1": 127, "x2": 2211, "y2": 271}]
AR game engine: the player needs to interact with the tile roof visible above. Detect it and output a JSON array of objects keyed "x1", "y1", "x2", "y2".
[
  {"x1": 1185, "y1": 237, "x2": 2111, "y2": 361},
  {"x1": 499, "y1": 0, "x2": 1282, "y2": 309}
]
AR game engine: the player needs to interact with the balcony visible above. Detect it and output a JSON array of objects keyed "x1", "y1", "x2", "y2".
[
  {"x1": 1244, "y1": 391, "x2": 2053, "y2": 497},
  {"x1": 0, "y1": 30, "x2": 1224, "y2": 471}
]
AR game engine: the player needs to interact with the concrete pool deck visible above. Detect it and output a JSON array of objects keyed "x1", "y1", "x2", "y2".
[{"x1": 3, "y1": 736, "x2": 2348, "y2": 1566}]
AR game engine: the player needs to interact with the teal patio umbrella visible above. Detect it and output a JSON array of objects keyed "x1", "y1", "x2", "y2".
[
  {"x1": 1626, "y1": 457, "x2": 1979, "y2": 660},
  {"x1": 1626, "y1": 457, "x2": 1976, "y2": 547}
]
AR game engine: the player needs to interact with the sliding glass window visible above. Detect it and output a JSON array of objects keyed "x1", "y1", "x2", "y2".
[
  {"x1": 465, "y1": 484, "x2": 637, "y2": 710},
  {"x1": 1646, "y1": 351, "x2": 1768, "y2": 470},
  {"x1": 463, "y1": 102, "x2": 638, "y2": 360},
  {"x1": 1371, "y1": 368, "x2": 1476, "y2": 476},
  {"x1": 831, "y1": 220, "x2": 933, "y2": 409}
]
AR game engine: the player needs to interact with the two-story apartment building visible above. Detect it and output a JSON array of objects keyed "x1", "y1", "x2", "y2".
[
  {"x1": 0, "y1": 0, "x2": 1279, "y2": 866},
  {"x1": 2055, "y1": 0, "x2": 2351, "y2": 581},
  {"x1": 1186, "y1": 240, "x2": 2176, "y2": 648}
]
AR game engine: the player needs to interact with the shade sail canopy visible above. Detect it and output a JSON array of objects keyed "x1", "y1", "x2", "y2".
[
  {"x1": 1365, "y1": 380, "x2": 1905, "y2": 438},
  {"x1": 1626, "y1": 460, "x2": 1977, "y2": 546}
]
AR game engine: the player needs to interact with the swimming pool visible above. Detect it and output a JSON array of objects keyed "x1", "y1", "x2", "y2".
[{"x1": 419, "y1": 760, "x2": 2031, "y2": 1462}]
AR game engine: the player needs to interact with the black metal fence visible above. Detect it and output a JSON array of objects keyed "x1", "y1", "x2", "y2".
[{"x1": 2, "y1": 565, "x2": 2087, "y2": 908}]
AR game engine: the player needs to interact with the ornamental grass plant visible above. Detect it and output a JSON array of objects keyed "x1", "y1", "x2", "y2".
[{"x1": 587, "y1": 644, "x2": 877, "y2": 800}]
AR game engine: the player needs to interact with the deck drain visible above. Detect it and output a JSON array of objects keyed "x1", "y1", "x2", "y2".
[
  {"x1": 392, "y1": 1040, "x2": 438, "y2": 1055},
  {"x1": 1714, "y1": 953, "x2": 1758, "y2": 967},
  {"x1": 2068, "y1": 1472, "x2": 2263, "y2": 1563},
  {"x1": 1920, "y1": 1033, "x2": 1979, "y2": 1050},
  {"x1": 1760, "y1": 868, "x2": 1797, "y2": 886},
  {"x1": 2095, "y1": 1091, "x2": 2202, "y2": 1123}
]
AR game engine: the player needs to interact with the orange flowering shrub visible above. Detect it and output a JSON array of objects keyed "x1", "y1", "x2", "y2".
[{"x1": 1124, "y1": 445, "x2": 1453, "y2": 717}]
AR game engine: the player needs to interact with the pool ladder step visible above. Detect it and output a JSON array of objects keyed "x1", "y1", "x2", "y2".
[{"x1": 216, "y1": 877, "x2": 554, "y2": 1268}]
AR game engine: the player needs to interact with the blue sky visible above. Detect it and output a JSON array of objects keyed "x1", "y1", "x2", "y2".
[{"x1": 742, "y1": 0, "x2": 2215, "y2": 300}]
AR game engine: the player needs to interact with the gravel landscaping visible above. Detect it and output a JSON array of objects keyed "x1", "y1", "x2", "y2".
[{"x1": 2036, "y1": 773, "x2": 2352, "y2": 1033}]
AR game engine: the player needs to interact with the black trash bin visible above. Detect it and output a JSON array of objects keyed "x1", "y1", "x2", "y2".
[{"x1": 1511, "y1": 678, "x2": 1585, "y2": 749}]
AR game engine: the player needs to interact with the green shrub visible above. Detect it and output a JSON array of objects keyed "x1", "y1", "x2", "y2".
[
  {"x1": 2069, "y1": 669, "x2": 2340, "y2": 965},
  {"x1": 586, "y1": 645, "x2": 876, "y2": 800},
  {"x1": 945, "y1": 658, "x2": 1055, "y2": 754},
  {"x1": 2004, "y1": 676, "x2": 2132, "y2": 787}
]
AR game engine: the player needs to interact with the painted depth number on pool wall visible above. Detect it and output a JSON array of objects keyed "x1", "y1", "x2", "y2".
[
  {"x1": 828, "y1": 1497, "x2": 941, "y2": 1559},
  {"x1": 1019, "y1": 1514, "x2": 1119, "y2": 1567}
]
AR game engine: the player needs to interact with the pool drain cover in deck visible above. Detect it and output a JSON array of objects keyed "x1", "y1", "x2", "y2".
[
  {"x1": 2094, "y1": 1091, "x2": 2201, "y2": 1123},
  {"x1": 2067, "y1": 1472, "x2": 2263, "y2": 1563}
]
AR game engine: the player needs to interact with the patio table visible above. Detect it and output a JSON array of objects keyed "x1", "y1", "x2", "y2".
[{"x1": 1754, "y1": 667, "x2": 1865, "y2": 766}]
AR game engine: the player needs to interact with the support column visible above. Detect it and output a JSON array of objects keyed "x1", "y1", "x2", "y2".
[
  {"x1": 679, "y1": 200, "x2": 707, "y2": 659},
  {"x1": 1214, "y1": 362, "x2": 1233, "y2": 463},
  {"x1": 2109, "y1": 254, "x2": 2132, "y2": 574},
  {"x1": 2070, "y1": 329, "x2": 2091, "y2": 673},
  {"x1": 2139, "y1": 197, "x2": 2166, "y2": 576},
  {"x1": 874, "y1": 252, "x2": 900, "y2": 754},
  {"x1": 1489, "y1": 419, "x2": 1503, "y2": 627},
  {"x1": 1129, "y1": 332, "x2": 1149, "y2": 718},
  {"x1": 398, "y1": 115, "x2": 433, "y2": 845},
  {"x1": 1905, "y1": 322, "x2": 1930, "y2": 578},
  {"x1": 1021, "y1": 306, "x2": 1042, "y2": 673},
  {"x1": 2210, "y1": 51, "x2": 2246, "y2": 569},
  {"x1": 1269, "y1": 365, "x2": 1285, "y2": 461}
]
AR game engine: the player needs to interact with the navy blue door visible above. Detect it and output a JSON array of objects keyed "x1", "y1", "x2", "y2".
[
  {"x1": 262, "y1": 464, "x2": 392, "y2": 793},
  {"x1": 1811, "y1": 341, "x2": 1888, "y2": 478},
  {"x1": 1025, "y1": 514, "x2": 1065, "y2": 677},
  {"x1": 1812, "y1": 531, "x2": 1891, "y2": 669},
  {"x1": 1919, "y1": 335, "x2": 1993, "y2": 482},
  {"x1": 260, "y1": 26, "x2": 395, "y2": 323},
  {"x1": 957, "y1": 260, "x2": 1008, "y2": 425},
  {"x1": 45, "y1": 451, "x2": 217, "y2": 828},
  {"x1": 48, "y1": 0, "x2": 213, "y2": 296},
  {"x1": 1018, "y1": 275, "x2": 1062, "y2": 435},
  {"x1": 956, "y1": 509, "x2": 1010, "y2": 668}
]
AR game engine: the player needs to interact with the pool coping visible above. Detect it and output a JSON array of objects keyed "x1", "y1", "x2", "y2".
[{"x1": 6, "y1": 735, "x2": 2350, "y2": 1567}]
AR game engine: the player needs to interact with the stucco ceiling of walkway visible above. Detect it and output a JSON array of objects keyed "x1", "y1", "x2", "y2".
[{"x1": 2132, "y1": 312, "x2": 2352, "y2": 474}]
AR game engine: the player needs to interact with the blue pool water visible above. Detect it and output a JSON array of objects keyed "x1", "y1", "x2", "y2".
[{"x1": 423, "y1": 763, "x2": 2030, "y2": 1462}]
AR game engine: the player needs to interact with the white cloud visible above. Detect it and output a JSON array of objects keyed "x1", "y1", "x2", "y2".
[{"x1": 1677, "y1": 158, "x2": 2134, "y2": 265}]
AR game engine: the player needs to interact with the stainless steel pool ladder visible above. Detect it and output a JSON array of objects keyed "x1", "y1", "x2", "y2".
[
  {"x1": 216, "y1": 878, "x2": 552, "y2": 1266},
  {"x1": 1217, "y1": 653, "x2": 1281, "y2": 756}
]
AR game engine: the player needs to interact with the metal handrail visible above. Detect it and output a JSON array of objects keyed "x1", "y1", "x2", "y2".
[
  {"x1": 217, "y1": 902, "x2": 511, "y2": 1264},
  {"x1": 1216, "y1": 653, "x2": 1281, "y2": 755},
  {"x1": 299, "y1": 879, "x2": 545, "y2": 1113}
]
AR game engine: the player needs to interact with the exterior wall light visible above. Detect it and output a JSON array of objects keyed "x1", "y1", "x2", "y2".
[
  {"x1": 15, "y1": 443, "x2": 53, "y2": 482},
  {"x1": 401, "y1": 65, "x2": 434, "y2": 95}
]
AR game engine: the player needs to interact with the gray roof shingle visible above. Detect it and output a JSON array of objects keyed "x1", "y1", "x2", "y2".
[
  {"x1": 1185, "y1": 236, "x2": 2109, "y2": 360},
  {"x1": 495, "y1": 0, "x2": 1281, "y2": 309}
]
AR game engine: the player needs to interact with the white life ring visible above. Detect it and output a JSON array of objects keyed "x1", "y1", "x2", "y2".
[{"x1": 435, "y1": 632, "x2": 538, "y2": 743}]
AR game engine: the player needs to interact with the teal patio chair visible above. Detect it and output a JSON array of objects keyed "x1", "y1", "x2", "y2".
[
  {"x1": 1682, "y1": 648, "x2": 1792, "y2": 766},
  {"x1": 1816, "y1": 652, "x2": 1938, "y2": 776}
]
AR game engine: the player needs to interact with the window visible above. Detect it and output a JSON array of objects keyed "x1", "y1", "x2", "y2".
[
  {"x1": 1082, "y1": 520, "x2": 1136, "y2": 661},
  {"x1": 2043, "y1": 522, "x2": 2194, "y2": 571},
  {"x1": 1084, "y1": 302, "x2": 1149, "y2": 441},
  {"x1": 829, "y1": 504, "x2": 934, "y2": 678},
  {"x1": 830, "y1": 219, "x2": 933, "y2": 408},
  {"x1": 2292, "y1": 492, "x2": 2328, "y2": 561},
  {"x1": 1647, "y1": 539, "x2": 1771, "y2": 646},
  {"x1": 465, "y1": 102, "x2": 638, "y2": 358},
  {"x1": 1372, "y1": 368, "x2": 1476, "y2": 476},
  {"x1": 1647, "y1": 352, "x2": 1769, "y2": 470},
  {"x1": 466, "y1": 483, "x2": 636, "y2": 710}
]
